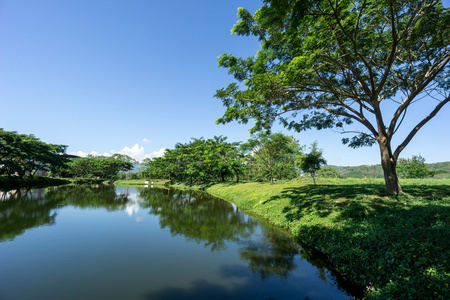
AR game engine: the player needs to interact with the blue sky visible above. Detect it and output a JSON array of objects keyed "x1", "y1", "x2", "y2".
[{"x1": 1, "y1": 0, "x2": 449, "y2": 166}]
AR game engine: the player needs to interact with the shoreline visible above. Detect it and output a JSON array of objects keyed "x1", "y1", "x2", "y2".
[{"x1": 118, "y1": 178, "x2": 450, "y2": 299}]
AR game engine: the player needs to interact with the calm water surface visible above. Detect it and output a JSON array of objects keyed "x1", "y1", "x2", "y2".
[{"x1": 0, "y1": 185, "x2": 356, "y2": 299}]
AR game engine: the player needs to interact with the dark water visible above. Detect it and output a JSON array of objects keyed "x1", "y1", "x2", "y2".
[{"x1": 0, "y1": 185, "x2": 356, "y2": 300}]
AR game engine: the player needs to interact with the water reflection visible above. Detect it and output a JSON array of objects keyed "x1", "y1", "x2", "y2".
[
  {"x1": 138, "y1": 188, "x2": 316, "y2": 283},
  {"x1": 0, "y1": 185, "x2": 130, "y2": 241},
  {"x1": 0, "y1": 185, "x2": 358, "y2": 299},
  {"x1": 239, "y1": 227, "x2": 299, "y2": 280},
  {"x1": 0, "y1": 188, "x2": 60, "y2": 241},
  {"x1": 139, "y1": 188, "x2": 257, "y2": 252}
]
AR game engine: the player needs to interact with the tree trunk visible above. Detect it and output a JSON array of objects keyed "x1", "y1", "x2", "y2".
[{"x1": 379, "y1": 142, "x2": 403, "y2": 195}]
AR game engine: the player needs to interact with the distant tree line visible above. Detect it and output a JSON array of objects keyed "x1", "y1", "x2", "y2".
[
  {"x1": 56, "y1": 154, "x2": 137, "y2": 180},
  {"x1": 329, "y1": 155, "x2": 448, "y2": 179},
  {"x1": 139, "y1": 136, "x2": 243, "y2": 184},
  {"x1": 139, "y1": 133, "x2": 327, "y2": 184}
]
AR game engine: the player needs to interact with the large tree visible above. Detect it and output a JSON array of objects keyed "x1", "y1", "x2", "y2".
[
  {"x1": 0, "y1": 129, "x2": 67, "y2": 177},
  {"x1": 215, "y1": 0, "x2": 450, "y2": 194}
]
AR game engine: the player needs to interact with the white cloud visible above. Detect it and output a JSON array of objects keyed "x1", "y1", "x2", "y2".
[
  {"x1": 69, "y1": 145, "x2": 166, "y2": 163},
  {"x1": 142, "y1": 138, "x2": 151, "y2": 143},
  {"x1": 117, "y1": 144, "x2": 147, "y2": 162},
  {"x1": 144, "y1": 148, "x2": 166, "y2": 160},
  {"x1": 69, "y1": 150, "x2": 111, "y2": 157}
]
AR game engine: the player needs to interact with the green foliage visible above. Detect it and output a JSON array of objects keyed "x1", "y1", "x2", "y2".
[
  {"x1": 63, "y1": 154, "x2": 137, "y2": 180},
  {"x1": 428, "y1": 162, "x2": 450, "y2": 179},
  {"x1": 0, "y1": 129, "x2": 68, "y2": 178},
  {"x1": 317, "y1": 167, "x2": 341, "y2": 178},
  {"x1": 330, "y1": 165, "x2": 385, "y2": 178},
  {"x1": 295, "y1": 142, "x2": 326, "y2": 184},
  {"x1": 328, "y1": 162, "x2": 450, "y2": 179},
  {"x1": 216, "y1": 0, "x2": 450, "y2": 194},
  {"x1": 140, "y1": 136, "x2": 244, "y2": 184},
  {"x1": 202, "y1": 179, "x2": 450, "y2": 299},
  {"x1": 117, "y1": 171, "x2": 138, "y2": 180},
  {"x1": 397, "y1": 155, "x2": 436, "y2": 179},
  {"x1": 241, "y1": 132, "x2": 300, "y2": 183}
]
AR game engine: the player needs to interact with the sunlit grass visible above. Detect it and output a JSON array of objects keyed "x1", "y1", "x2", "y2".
[
  {"x1": 197, "y1": 178, "x2": 450, "y2": 299},
  {"x1": 113, "y1": 179, "x2": 168, "y2": 186}
]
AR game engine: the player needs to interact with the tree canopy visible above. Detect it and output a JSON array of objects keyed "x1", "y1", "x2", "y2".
[
  {"x1": 0, "y1": 129, "x2": 67, "y2": 178},
  {"x1": 140, "y1": 134, "x2": 301, "y2": 184},
  {"x1": 63, "y1": 154, "x2": 137, "y2": 179},
  {"x1": 397, "y1": 154, "x2": 435, "y2": 178},
  {"x1": 240, "y1": 132, "x2": 300, "y2": 183},
  {"x1": 216, "y1": 0, "x2": 450, "y2": 194},
  {"x1": 140, "y1": 136, "x2": 244, "y2": 184},
  {"x1": 296, "y1": 142, "x2": 327, "y2": 185}
]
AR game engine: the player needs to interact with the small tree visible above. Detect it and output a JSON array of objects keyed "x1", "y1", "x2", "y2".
[
  {"x1": 397, "y1": 155, "x2": 433, "y2": 178},
  {"x1": 296, "y1": 142, "x2": 327, "y2": 185}
]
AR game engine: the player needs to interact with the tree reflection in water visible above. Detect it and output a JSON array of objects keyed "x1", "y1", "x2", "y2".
[
  {"x1": 139, "y1": 188, "x2": 257, "y2": 252},
  {"x1": 139, "y1": 188, "x2": 303, "y2": 280},
  {"x1": 0, "y1": 185, "x2": 345, "y2": 291},
  {"x1": 0, "y1": 185, "x2": 129, "y2": 241},
  {"x1": 238, "y1": 227, "x2": 299, "y2": 280}
]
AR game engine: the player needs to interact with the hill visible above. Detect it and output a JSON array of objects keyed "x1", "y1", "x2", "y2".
[{"x1": 328, "y1": 161, "x2": 450, "y2": 179}]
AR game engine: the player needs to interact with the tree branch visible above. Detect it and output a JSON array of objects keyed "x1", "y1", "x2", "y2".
[
  {"x1": 393, "y1": 95, "x2": 450, "y2": 160},
  {"x1": 387, "y1": 53, "x2": 450, "y2": 138}
]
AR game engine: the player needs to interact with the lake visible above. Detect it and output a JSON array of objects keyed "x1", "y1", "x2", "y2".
[{"x1": 0, "y1": 185, "x2": 357, "y2": 299}]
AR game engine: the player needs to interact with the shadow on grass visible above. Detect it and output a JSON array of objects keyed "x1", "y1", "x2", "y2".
[
  {"x1": 265, "y1": 183, "x2": 450, "y2": 297},
  {"x1": 263, "y1": 184, "x2": 387, "y2": 221},
  {"x1": 264, "y1": 183, "x2": 450, "y2": 223}
]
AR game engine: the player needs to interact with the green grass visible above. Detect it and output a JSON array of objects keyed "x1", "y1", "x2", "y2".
[
  {"x1": 193, "y1": 178, "x2": 450, "y2": 299},
  {"x1": 113, "y1": 179, "x2": 168, "y2": 186}
]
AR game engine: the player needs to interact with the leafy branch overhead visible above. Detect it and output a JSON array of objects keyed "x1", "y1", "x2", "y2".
[{"x1": 216, "y1": 0, "x2": 450, "y2": 194}]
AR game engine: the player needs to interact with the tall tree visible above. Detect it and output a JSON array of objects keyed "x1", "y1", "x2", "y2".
[
  {"x1": 215, "y1": 0, "x2": 450, "y2": 194},
  {"x1": 241, "y1": 132, "x2": 298, "y2": 183}
]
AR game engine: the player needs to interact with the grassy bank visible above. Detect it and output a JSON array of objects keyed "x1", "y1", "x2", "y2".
[
  {"x1": 189, "y1": 178, "x2": 449, "y2": 299},
  {"x1": 0, "y1": 176, "x2": 70, "y2": 190},
  {"x1": 114, "y1": 179, "x2": 168, "y2": 186}
]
